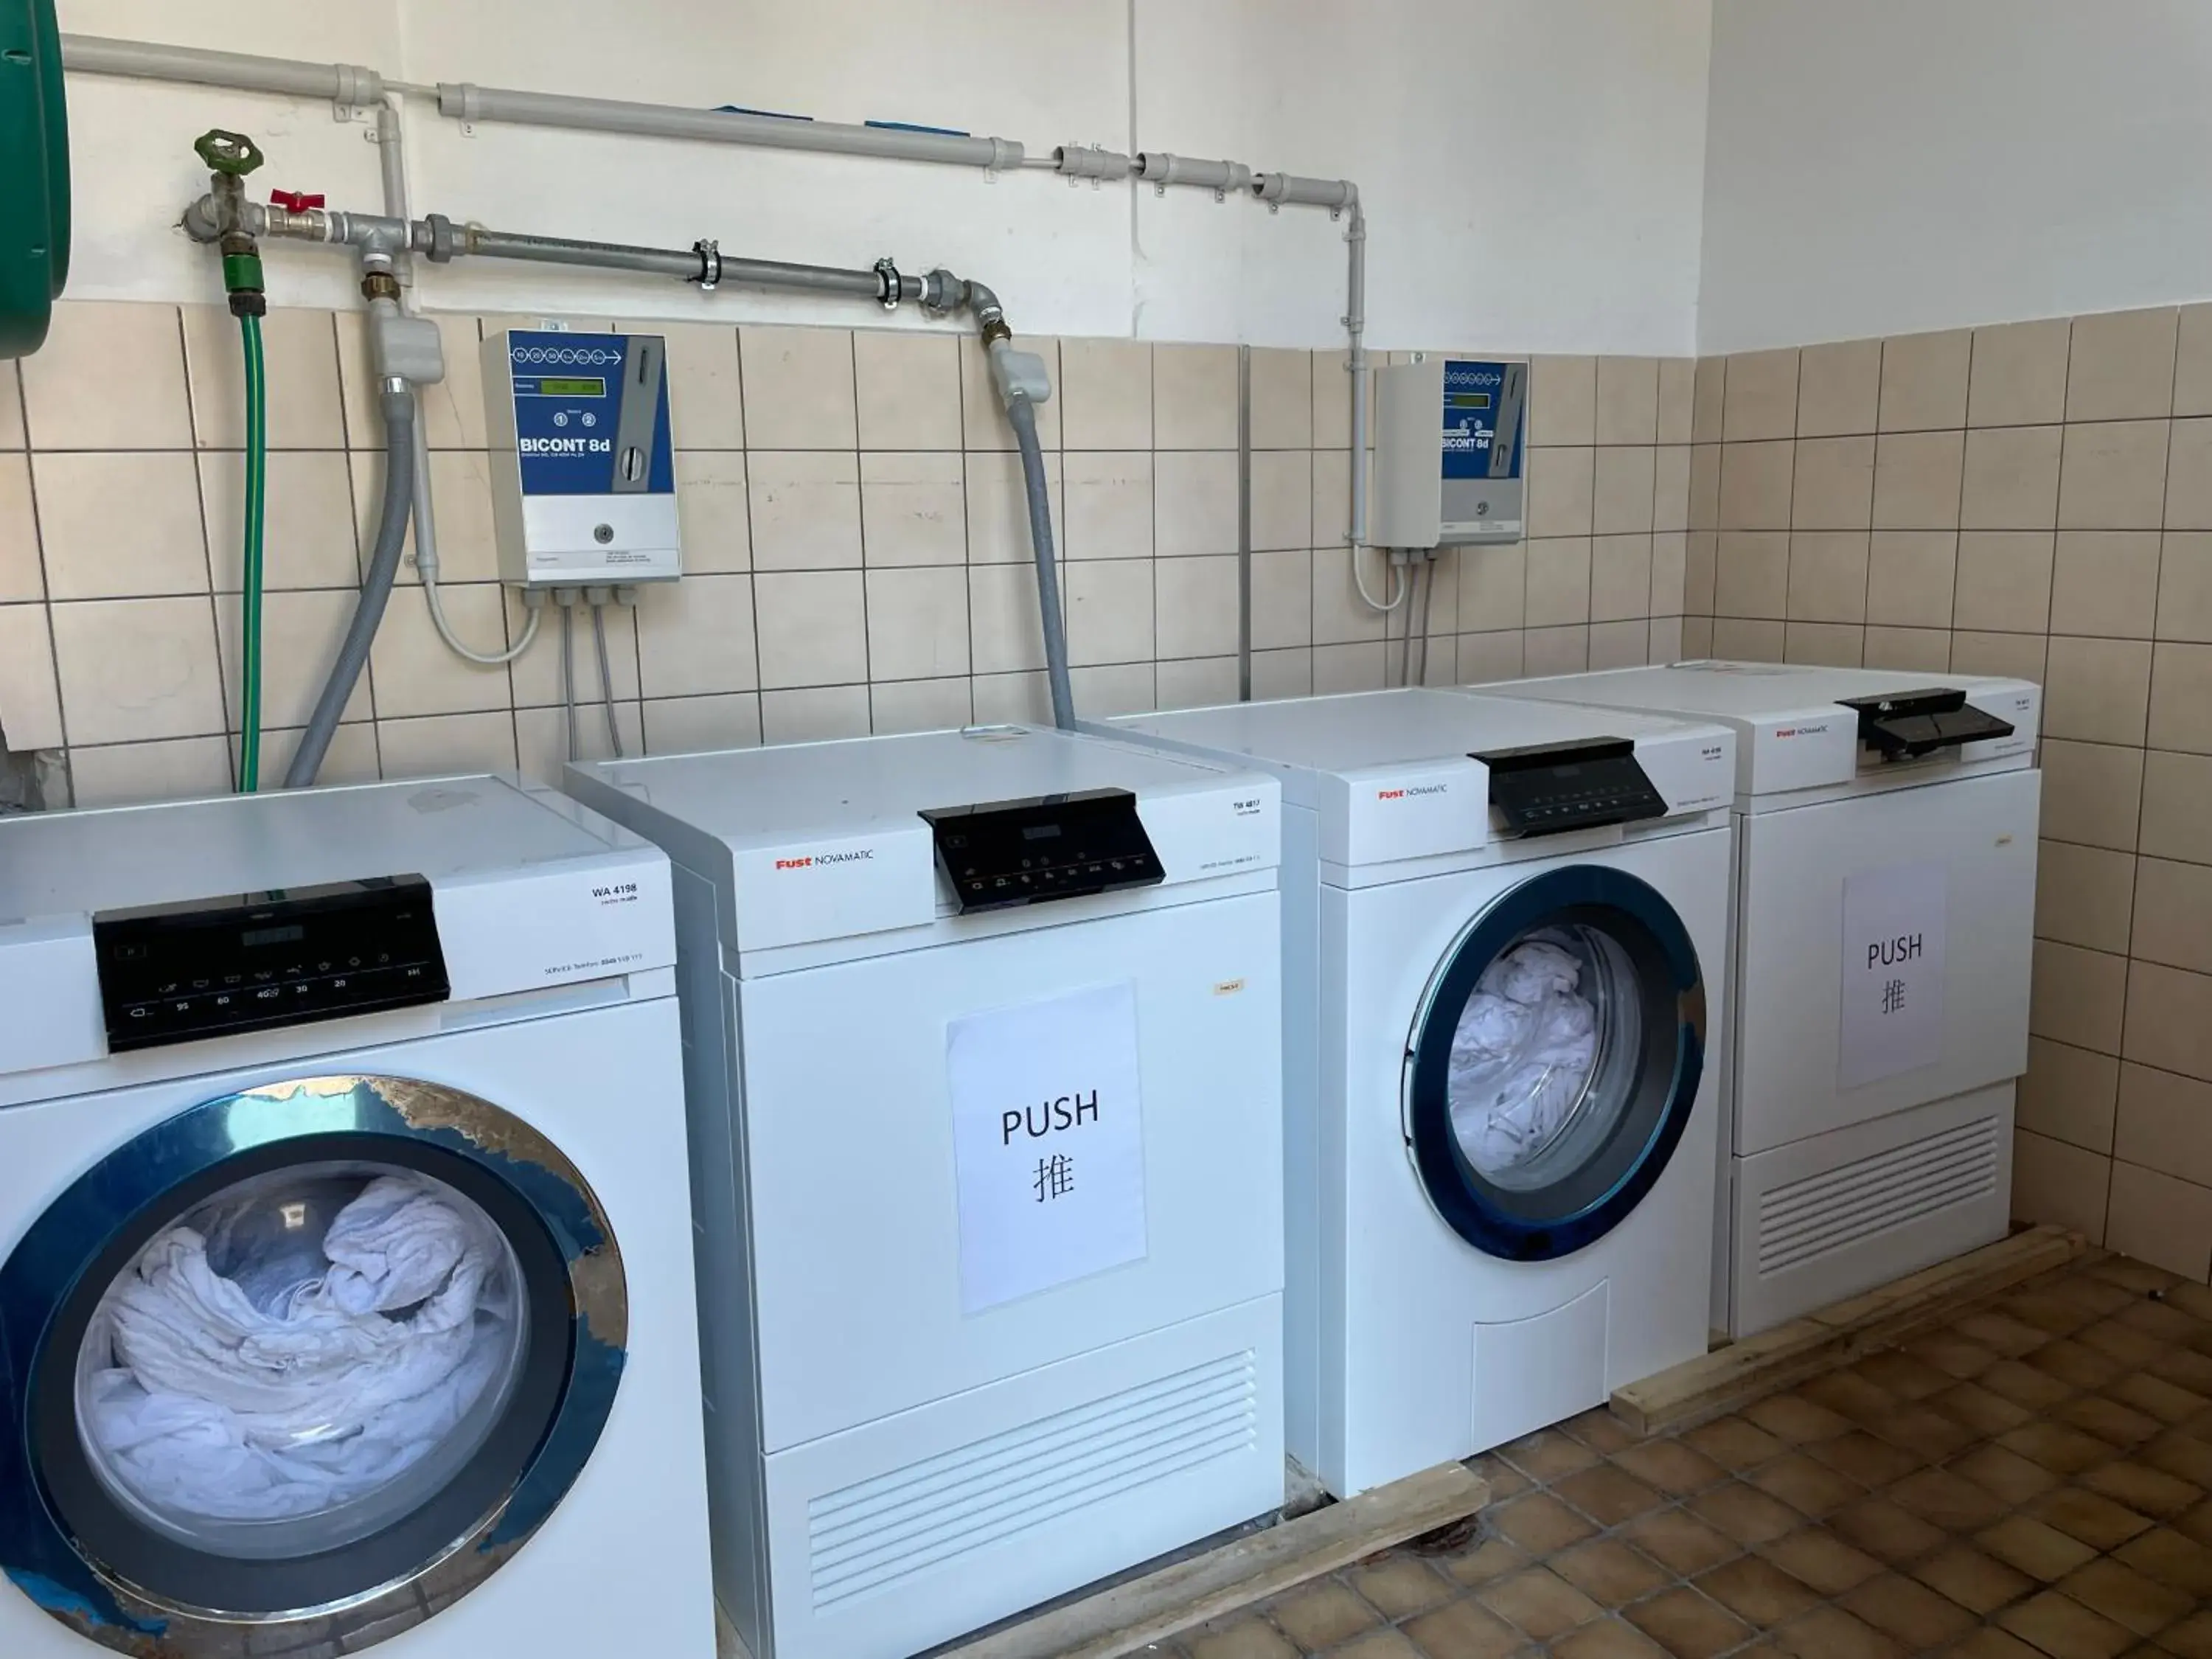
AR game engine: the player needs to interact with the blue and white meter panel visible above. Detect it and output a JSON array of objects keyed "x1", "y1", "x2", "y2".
[
  {"x1": 482, "y1": 330, "x2": 681, "y2": 587},
  {"x1": 1370, "y1": 355, "x2": 1528, "y2": 548}
]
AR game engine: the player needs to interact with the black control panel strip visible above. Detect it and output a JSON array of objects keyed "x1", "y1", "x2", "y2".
[
  {"x1": 1472, "y1": 737, "x2": 1669, "y2": 838},
  {"x1": 1837, "y1": 688, "x2": 2016, "y2": 759},
  {"x1": 921, "y1": 787, "x2": 1165, "y2": 914},
  {"x1": 94, "y1": 875, "x2": 449, "y2": 1052}
]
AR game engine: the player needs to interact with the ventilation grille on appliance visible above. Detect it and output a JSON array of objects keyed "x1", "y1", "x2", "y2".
[
  {"x1": 805, "y1": 1351, "x2": 1258, "y2": 1612},
  {"x1": 1755, "y1": 1115, "x2": 2000, "y2": 1277}
]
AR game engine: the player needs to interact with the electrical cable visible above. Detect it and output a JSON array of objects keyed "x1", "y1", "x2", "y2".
[
  {"x1": 422, "y1": 571, "x2": 541, "y2": 664},
  {"x1": 1352, "y1": 544, "x2": 1407, "y2": 613},
  {"x1": 560, "y1": 599, "x2": 577, "y2": 764},
  {"x1": 1397, "y1": 562, "x2": 1416, "y2": 688},
  {"x1": 237, "y1": 311, "x2": 266, "y2": 790},
  {"x1": 591, "y1": 602, "x2": 624, "y2": 758},
  {"x1": 1413, "y1": 557, "x2": 1436, "y2": 686}
]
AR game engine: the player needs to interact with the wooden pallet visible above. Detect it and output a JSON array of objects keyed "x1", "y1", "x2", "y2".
[{"x1": 1610, "y1": 1222, "x2": 2087, "y2": 1437}]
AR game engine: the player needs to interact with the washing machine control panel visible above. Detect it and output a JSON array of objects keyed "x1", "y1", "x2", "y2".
[
  {"x1": 1474, "y1": 738, "x2": 1669, "y2": 838},
  {"x1": 93, "y1": 875, "x2": 450, "y2": 1052},
  {"x1": 920, "y1": 787, "x2": 1165, "y2": 914}
]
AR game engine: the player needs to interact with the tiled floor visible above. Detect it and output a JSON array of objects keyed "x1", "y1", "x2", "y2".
[{"x1": 1172, "y1": 1252, "x2": 2212, "y2": 1658}]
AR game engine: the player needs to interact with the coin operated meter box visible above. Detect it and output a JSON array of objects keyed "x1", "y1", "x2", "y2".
[
  {"x1": 1370, "y1": 356, "x2": 1527, "y2": 548},
  {"x1": 482, "y1": 328, "x2": 681, "y2": 588}
]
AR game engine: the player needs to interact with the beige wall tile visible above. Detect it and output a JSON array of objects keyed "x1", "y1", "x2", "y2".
[
  {"x1": 0, "y1": 454, "x2": 35, "y2": 602},
  {"x1": 652, "y1": 321, "x2": 743, "y2": 451},
  {"x1": 1872, "y1": 431, "x2": 1965, "y2": 530},
  {"x1": 760, "y1": 684, "x2": 872, "y2": 744},
  {"x1": 1251, "y1": 645, "x2": 1312, "y2": 700},
  {"x1": 1970, "y1": 319, "x2": 2071, "y2": 427},
  {"x1": 202, "y1": 451, "x2": 359, "y2": 593},
  {"x1": 1952, "y1": 532, "x2": 2054, "y2": 633},
  {"x1": 2125, "y1": 960, "x2": 2212, "y2": 1082},
  {"x1": 2104, "y1": 1161, "x2": 2212, "y2": 1281},
  {"x1": 376, "y1": 711, "x2": 517, "y2": 779},
  {"x1": 869, "y1": 675, "x2": 971, "y2": 734},
  {"x1": 753, "y1": 570, "x2": 866, "y2": 689},
  {"x1": 2131, "y1": 857, "x2": 2212, "y2": 975},
  {"x1": 2036, "y1": 840, "x2": 2136, "y2": 956},
  {"x1": 1585, "y1": 535, "x2": 1649, "y2": 623},
  {"x1": 1456, "y1": 630, "x2": 1523, "y2": 684},
  {"x1": 1312, "y1": 548, "x2": 1390, "y2": 646},
  {"x1": 2176, "y1": 305, "x2": 2212, "y2": 419},
  {"x1": 1863, "y1": 625, "x2": 1952, "y2": 674},
  {"x1": 664, "y1": 453, "x2": 755, "y2": 577},
  {"x1": 2059, "y1": 420, "x2": 2170, "y2": 530},
  {"x1": 510, "y1": 596, "x2": 638, "y2": 712},
  {"x1": 2050, "y1": 532, "x2": 2160, "y2": 639},
  {"x1": 1649, "y1": 614, "x2": 1686, "y2": 661},
  {"x1": 1156, "y1": 451, "x2": 1239, "y2": 557},
  {"x1": 1312, "y1": 450, "x2": 1358, "y2": 553},
  {"x1": 215, "y1": 587, "x2": 373, "y2": 731},
  {"x1": 1680, "y1": 616, "x2": 1715, "y2": 656},
  {"x1": 1310, "y1": 349, "x2": 1371, "y2": 451},
  {"x1": 1684, "y1": 532, "x2": 1717, "y2": 616},
  {"x1": 965, "y1": 451, "x2": 1063, "y2": 566},
  {"x1": 1063, "y1": 558, "x2": 1153, "y2": 667},
  {"x1": 1527, "y1": 537, "x2": 1593, "y2": 627},
  {"x1": 2031, "y1": 939, "x2": 2128, "y2": 1054},
  {"x1": 2045, "y1": 739, "x2": 2146, "y2": 853},
  {"x1": 1723, "y1": 349, "x2": 1799, "y2": 442},
  {"x1": 2045, "y1": 635, "x2": 2152, "y2": 744},
  {"x1": 1594, "y1": 447, "x2": 1657, "y2": 535},
  {"x1": 1690, "y1": 444, "x2": 1721, "y2": 532},
  {"x1": 1589, "y1": 619, "x2": 1650, "y2": 669},
  {"x1": 50, "y1": 595, "x2": 226, "y2": 745},
  {"x1": 35, "y1": 452, "x2": 208, "y2": 600},
  {"x1": 348, "y1": 450, "x2": 501, "y2": 586},
  {"x1": 1658, "y1": 359, "x2": 1697, "y2": 445},
  {"x1": 1787, "y1": 532, "x2": 1870, "y2": 624},
  {"x1": 1251, "y1": 549, "x2": 1312, "y2": 649},
  {"x1": 1151, "y1": 344, "x2": 1238, "y2": 449},
  {"x1": 1719, "y1": 441, "x2": 1795, "y2": 530},
  {"x1": 1717, "y1": 532, "x2": 1790, "y2": 619},
  {"x1": 2067, "y1": 307, "x2": 2178, "y2": 422},
  {"x1": 1950, "y1": 630, "x2": 2047, "y2": 684},
  {"x1": 852, "y1": 330, "x2": 961, "y2": 451},
  {"x1": 2163, "y1": 420, "x2": 2212, "y2": 529},
  {"x1": 1692, "y1": 357, "x2": 1725, "y2": 445},
  {"x1": 2141, "y1": 749, "x2": 2212, "y2": 864},
  {"x1": 1248, "y1": 348, "x2": 1312, "y2": 449},
  {"x1": 2149, "y1": 641, "x2": 2212, "y2": 753},
  {"x1": 855, "y1": 451, "x2": 959, "y2": 568},
  {"x1": 1523, "y1": 624, "x2": 1592, "y2": 675},
  {"x1": 1867, "y1": 531, "x2": 1958, "y2": 627},
  {"x1": 737, "y1": 325, "x2": 856, "y2": 449},
  {"x1": 24, "y1": 302, "x2": 190, "y2": 450},
  {"x1": 364, "y1": 584, "x2": 512, "y2": 717},
  {"x1": 183, "y1": 305, "x2": 346, "y2": 451},
  {"x1": 1531, "y1": 355, "x2": 1596, "y2": 447},
  {"x1": 1528, "y1": 447, "x2": 1595, "y2": 537},
  {"x1": 1155, "y1": 655, "x2": 1239, "y2": 709},
  {"x1": 1783, "y1": 622, "x2": 1863, "y2": 667},
  {"x1": 1458, "y1": 543, "x2": 1526, "y2": 633},
  {"x1": 2011, "y1": 1129, "x2": 2110, "y2": 1243},
  {"x1": 1879, "y1": 330, "x2": 1972, "y2": 432},
  {"x1": 1058, "y1": 451, "x2": 1151, "y2": 561},
  {"x1": 1419, "y1": 552, "x2": 1460, "y2": 639},
  {"x1": 970, "y1": 669, "x2": 1053, "y2": 724},
  {"x1": 0, "y1": 603, "x2": 62, "y2": 748},
  {"x1": 1795, "y1": 340, "x2": 1881, "y2": 438},
  {"x1": 338, "y1": 313, "x2": 485, "y2": 451},
  {"x1": 970, "y1": 561, "x2": 1047, "y2": 673},
  {"x1": 2018, "y1": 1037, "x2": 2120, "y2": 1154},
  {"x1": 1650, "y1": 532, "x2": 1687, "y2": 616},
  {"x1": 1312, "y1": 640, "x2": 1388, "y2": 694},
  {"x1": 863, "y1": 566, "x2": 969, "y2": 682},
  {"x1": 634, "y1": 574, "x2": 757, "y2": 698},
  {"x1": 641, "y1": 691, "x2": 760, "y2": 755},
  {"x1": 0, "y1": 361, "x2": 21, "y2": 450},
  {"x1": 244, "y1": 721, "x2": 378, "y2": 790},
  {"x1": 1155, "y1": 555, "x2": 1240, "y2": 660},
  {"x1": 66, "y1": 737, "x2": 232, "y2": 806},
  {"x1": 1711, "y1": 617, "x2": 1784, "y2": 661},
  {"x1": 1792, "y1": 437, "x2": 1875, "y2": 530},
  {"x1": 1251, "y1": 450, "x2": 1311, "y2": 553},
  {"x1": 1653, "y1": 446, "x2": 1691, "y2": 535},
  {"x1": 1059, "y1": 338, "x2": 1152, "y2": 449},
  {"x1": 1960, "y1": 426, "x2": 2062, "y2": 529},
  {"x1": 2115, "y1": 1062, "x2": 2212, "y2": 1189},
  {"x1": 958, "y1": 336, "x2": 1059, "y2": 451},
  {"x1": 748, "y1": 451, "x2": 861, "y2": 571},
  {"x1": 1595, "y1": 357, "x2": 1660, "y2": 445}
]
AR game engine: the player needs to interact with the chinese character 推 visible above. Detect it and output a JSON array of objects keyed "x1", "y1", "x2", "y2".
[
  {"x1": 1033, "y1": 1152, "x2": 1074, "y2": 1203},
  {"x1": 1881, "y1": 978, "x2": 1907, "y2": 1015}
]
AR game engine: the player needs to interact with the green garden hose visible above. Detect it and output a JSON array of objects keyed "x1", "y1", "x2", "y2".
[{"x1": 238, "y1": 311, "x2": 267, "y2": 790}]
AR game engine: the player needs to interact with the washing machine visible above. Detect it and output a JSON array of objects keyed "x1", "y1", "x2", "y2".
[
  {"x1": 560, "y1": 726, "x2": 1285, "y2": 1659},
  {"x1": 1500, "y1": 663, "x2": 2042, "y2": 1338},
  {"x1": 1099, "y1": 689, "x2": 1734, "y2": 1497},
  {"x1": 0, "y1": 776, "x2": 712, "y2": 1659}
]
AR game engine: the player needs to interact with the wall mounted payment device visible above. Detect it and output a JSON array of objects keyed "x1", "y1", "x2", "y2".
[
  {"x1": 483, "y1": 328, "x2": 681, "y2": 588},
  {"x1": 1371, "y1": 355, "x2": 1527, "y2": 548}
]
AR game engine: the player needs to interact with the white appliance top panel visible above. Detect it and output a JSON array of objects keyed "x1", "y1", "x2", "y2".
[{"x1": 1504, "y1": 663, "x2": 2040, "y2": 799}]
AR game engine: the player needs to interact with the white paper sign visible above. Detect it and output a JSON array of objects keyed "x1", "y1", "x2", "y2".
[
  {"x1": 1839, "y1": 861, "x2": 1947, "y2": 1089},
  {"x1": 947, "y1": 981, "x2": 1148, "y2": 1314}
]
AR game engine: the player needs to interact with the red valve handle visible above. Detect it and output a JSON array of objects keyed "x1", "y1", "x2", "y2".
[{"x1": 268, "y1": 189, "x2": 327, "y2": 212}]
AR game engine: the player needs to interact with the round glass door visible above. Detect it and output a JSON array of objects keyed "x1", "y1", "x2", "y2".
[
  {"x1": 1404, "y1": 866, "x2": 1705, "y2": 1262},
  {"x1": 0, "y1": 1076, "x2": 628, "y2": 1658}
]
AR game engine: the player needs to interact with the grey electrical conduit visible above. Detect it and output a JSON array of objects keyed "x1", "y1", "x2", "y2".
[{"x1": 1005, "y1": 393, "x2": 1074, "y2": 731}]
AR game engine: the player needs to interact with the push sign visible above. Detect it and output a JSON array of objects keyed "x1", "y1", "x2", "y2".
[
  {"x1": 946, "y1": 981, "x2": 1149, "y2": 1313},
  {"x1": 1837, "y1": 862, "x2": 1947, "y2": 1088}
]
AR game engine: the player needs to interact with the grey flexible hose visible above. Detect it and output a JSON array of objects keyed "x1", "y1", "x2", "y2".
[
  {"x1": 1004, "y1": 392, "x2": 1074, "y2": 729},
  {"x1": 591, "y1": 602, "x2": 625, "y2": 758},
  {"x1": 285, "y1": 386, "x2": 415, "y2": 788}
]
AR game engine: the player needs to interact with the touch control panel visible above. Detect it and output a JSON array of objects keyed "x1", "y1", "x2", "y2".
[
  {"x1": 920, "y1": 788, "x2": 1165, "y2": 914},
  {"x1": 1475, "y1": 738, "x2": 1669, "y2": 838},
  {"x1": 93, "y1": 876, "x2": 449, "y2": 1052},
  {"x1": 1838, "y1": 687, "x2": 2017, "y2": 760}
]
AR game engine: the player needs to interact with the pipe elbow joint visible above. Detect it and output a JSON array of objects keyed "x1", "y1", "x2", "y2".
[{"x1": 181, "y1": 195, "x2": 224, "y2": 244}]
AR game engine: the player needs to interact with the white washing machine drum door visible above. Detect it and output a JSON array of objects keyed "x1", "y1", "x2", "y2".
[
  {"x1": 0, "y1": 1075, "x2": 627, "y2": 1657},
  {"x1": 1404, "y1": 864, "x2": 1706, "y2": 1263}
]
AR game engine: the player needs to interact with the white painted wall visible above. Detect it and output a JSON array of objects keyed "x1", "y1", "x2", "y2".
[
  {"x1": 1700, "y1": 0, "x2": 2212, "y2": 352},
  {"x1": 56, "y1": 0, "x2": 1712, "y2": 352}
]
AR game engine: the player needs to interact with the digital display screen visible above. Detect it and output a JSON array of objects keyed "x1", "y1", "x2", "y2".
[
  {"x1": 1447, "y1": 392, "x2": 1492, "y2": 410},
  {"x1": 241, "y1": 924, "x2": 307, "y2": 948},
  {"x1": 1022, "y1": 824, "x2": 1062, "y2": 841},
  {"x1": 529, "y1": 377, "x2": 607, "y2": 397}
]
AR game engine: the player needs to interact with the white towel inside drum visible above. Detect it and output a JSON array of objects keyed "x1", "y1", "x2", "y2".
[{"x1": 1446, "y1": 939, "x2": 1600, "y2": 1175}]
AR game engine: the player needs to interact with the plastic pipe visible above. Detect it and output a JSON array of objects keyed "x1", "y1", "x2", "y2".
[
  {"x1": 1004, "y1": 393, "x2": 1073, "y2": 731},
  {"x1": 1346, "y1": 196, "x2": 1369, "y2": 549},
  {"x1": 1237, "y1": 344, "x2": 1251, "y2": 703},
  {"x1": 592, "y1": 602, "x2": 624, "y2": 758},
  {"x1": 1136, "y1": 153, "x2": 1252, "y2": 194},
  {"x1": 437, "y1": 82, "x2": 1022, "y2": 171},
  {"x1": 61, "y1": 33, "x2": 383, "y2": 104},
  {"x1": 236, "y1": 311, "x2": 266, "y2": 791},
  {"x1": 466, "y1": 229, "x2": 885, "y2": 297}
]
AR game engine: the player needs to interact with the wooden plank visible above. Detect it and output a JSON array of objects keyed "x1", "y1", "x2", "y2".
[
  {"x1": 936, "y1": 1461, "x2": 1489, "y2": 1659},
  {"x1": 1612, "y1": 1224, "x2": 2085, "y2": 1436}
]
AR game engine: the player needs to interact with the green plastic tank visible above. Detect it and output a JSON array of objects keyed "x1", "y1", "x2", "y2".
[{"x1": 0, "y1": 0, "x2": 67, "y2": 358}]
